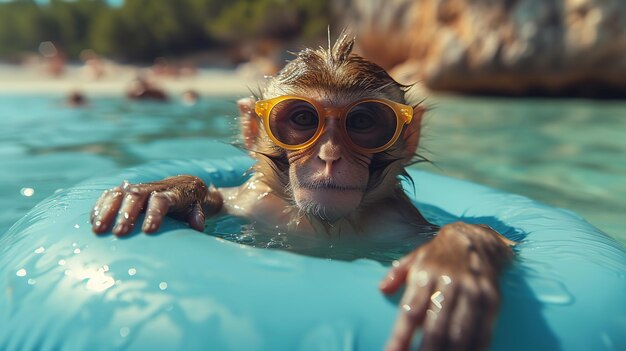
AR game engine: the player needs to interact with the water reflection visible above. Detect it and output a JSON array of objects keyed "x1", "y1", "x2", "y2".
[{"x1": 205, "y1": 214, "x2": 432, "y2": 263}]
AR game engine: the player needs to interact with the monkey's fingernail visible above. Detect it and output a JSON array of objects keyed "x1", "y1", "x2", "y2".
[
  {"x1": 143, "y1": 222, "x2": 157, "y2": 233},
  {"x1": 113, "y1": 224, "x2": 129, "y2": 235},
  {"x1": 379, "y1": 278, "x2": 392, "y2": 290},
  {"x1": 93, "y1": 220, "x2": 105, "y2": 233},
  {"x1": 93, "y1": 222, "x2": 101, "y2": 230},
  {"x1": 190, "y1": 216, "x2": 205, "y2": 232}
]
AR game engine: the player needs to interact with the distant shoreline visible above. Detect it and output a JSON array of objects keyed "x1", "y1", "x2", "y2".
[{"x1": 0, "y1": 64, "x2": 255, "y2": 97}]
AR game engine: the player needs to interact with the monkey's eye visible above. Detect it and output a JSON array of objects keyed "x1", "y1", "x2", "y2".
[
  {"x1": 289, "y1": 109, "x2": 318, "y2": 129},
  {"x1": 346, "y1": 101, "x2": 397, "y2": 150},
  {"x1": 269, "y1": 100, "x2": 319, "y2": 146},
  {"x1": 346, "y1": 109, "x2": 376, "y2": 132}
]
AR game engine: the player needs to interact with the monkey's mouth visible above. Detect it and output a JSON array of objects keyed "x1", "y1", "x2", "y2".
[
  {"x1": 294, "y1": 179, "x2": 365, "y2": 221},
  {"x1": 298, "y1": 180, "x2": 364, "y2": 192}
]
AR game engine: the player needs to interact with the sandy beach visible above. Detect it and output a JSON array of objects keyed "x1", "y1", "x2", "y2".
[{"x1": 0, "y1": 63, "x2": 255, "y2": 97}]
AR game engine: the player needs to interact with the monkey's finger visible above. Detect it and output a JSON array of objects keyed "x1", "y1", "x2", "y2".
[
  {"x1": 187, "y1": 202, "x2": 206, "y2": 232},
  {"x1": 91, "y1": 188, "x2": 112, "y2": 223},
  {"x1": 384, "y1": 279, "x2": 434, "y2": 351},
  {"x1": 380, "y1": 251, "x2": 417, "y2": 294},
  {"x1": 112, "y1": 189, "x2": 148, "y2": 236},
  {"x1": 419, "y1": 284, "x2": 460, "y2": 351},
  {"x1": 92, "y1": 187, "x2": 124, "y2": 234},
  {"x1": 142, "y1": 192, "x2": 172, "y2": 234},
  {"x1": 445, "y1": 282, "x2": 482, "y2": 351},
  {"x1": 469, "y1": 279, "x2": 499, "y2": 351}
]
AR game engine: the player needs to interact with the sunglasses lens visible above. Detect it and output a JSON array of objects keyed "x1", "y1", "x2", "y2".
[
  {"x1": 268, "y1": 99, "x2": 319, "y2": 146},
  {"x1": 346, "y1": 101, "x2": 397, "y2": 150}
]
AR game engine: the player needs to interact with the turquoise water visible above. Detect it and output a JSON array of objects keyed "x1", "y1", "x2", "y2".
[
  {"x1": 1, "y1": 94, "x2": 624, "y2": 245},
  {"x1": 421, "y1": 96, "x2": 626, "y2": 245}
]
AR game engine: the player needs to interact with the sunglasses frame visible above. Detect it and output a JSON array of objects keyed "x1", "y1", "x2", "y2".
[{"x1": 254, "y1": 95, "x2": 413, "y2": 154}]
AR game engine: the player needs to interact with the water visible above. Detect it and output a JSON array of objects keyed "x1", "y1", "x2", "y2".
[
  {"x1": 206, "y1": 214, "x2": 433, "y2": 263},
  {"x1": 0, "y1": 94, "x2": 624, "y2": 246},
  {"x1": 420, "y1": 95, "x2": 626, "y2": 245}
]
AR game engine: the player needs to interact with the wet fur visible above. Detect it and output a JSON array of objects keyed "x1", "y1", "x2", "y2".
[{"x1": 243, "y1": 31, "x2": 429, "y2": 230}]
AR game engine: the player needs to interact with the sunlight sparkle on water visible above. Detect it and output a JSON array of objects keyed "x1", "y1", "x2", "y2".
[
  {"x1": 58, "y1": 265, "x2": 116, "y2": 292},
  {"x1": 83, "y1": 268, "x2": 115, "y2": 292},
  {"x1": 20, "y1": 187, "x2": 35, "y2": 197},
  {"x1": 119, "y1": 327, "x2": 130, "y2": 338}
]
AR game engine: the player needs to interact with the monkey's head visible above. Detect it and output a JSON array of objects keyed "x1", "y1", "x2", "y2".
[{"x1": 238, "y1": 33, "x2": 424, "y2": 224}]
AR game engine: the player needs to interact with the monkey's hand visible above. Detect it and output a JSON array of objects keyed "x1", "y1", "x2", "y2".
[
  {"x1": 379, "y1": 222, "x2": 514, "y2": 351},
  {"x1": 90, "y1": 175, "x2": 223, "y2": 236}
]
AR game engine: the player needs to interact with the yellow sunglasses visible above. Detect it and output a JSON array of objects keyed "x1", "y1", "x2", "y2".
[{"x1": 254, "y1": 95, "x2": 413, "y2": 153}]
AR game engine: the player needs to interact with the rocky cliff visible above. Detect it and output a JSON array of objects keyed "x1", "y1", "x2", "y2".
[{"x1": 338, "y1": 0, "x2": 626, "y2": 97}]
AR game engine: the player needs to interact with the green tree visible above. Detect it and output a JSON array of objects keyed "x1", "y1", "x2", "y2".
[
  {"x1": 47, "y1": 0, "x2": 109, "y2": 57},
  {"x1": 209, "y1": 0, "x2": 330, "y2": 42},
  {"x1": 0, "y1": 0, "x2": 52, "y2": 58},
  {"x1": 0, "y1": 0, "x2": 332, "y2": 62}
]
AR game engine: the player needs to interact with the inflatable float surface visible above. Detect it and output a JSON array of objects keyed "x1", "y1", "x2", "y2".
[{"x1": 1, "y1": 147, "x2": 625, "y2": 351}]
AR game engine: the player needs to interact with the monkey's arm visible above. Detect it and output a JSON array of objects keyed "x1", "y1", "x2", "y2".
[
  {"x1": 91, "y1": 175, "x2": 224, "y2": 236},
  {"x1": 379, "y1": 222, "x2": 514, "y2": 351}
]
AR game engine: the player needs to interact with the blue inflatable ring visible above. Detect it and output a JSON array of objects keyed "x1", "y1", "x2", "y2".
[{"x1": 1, "y1": 154, "x2": 625, "y2": 351}]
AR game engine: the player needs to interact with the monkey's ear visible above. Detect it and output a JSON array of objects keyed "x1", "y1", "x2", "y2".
[
  {"x1": 402, "y1": 105, "x2": 425, "y2": 160},
  {"x1": 238, "y1": 97, "x2": 260, "y2": 152}
]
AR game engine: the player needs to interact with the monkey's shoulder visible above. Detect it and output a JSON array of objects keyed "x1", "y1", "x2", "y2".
[{"x1": 218, "y1": 180, "x2": 293, "y2": 228}]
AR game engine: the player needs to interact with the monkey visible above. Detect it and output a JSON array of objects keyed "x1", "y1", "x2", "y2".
[{"x1": 90, "y1": 33, "x2": 514, "y2": 351}]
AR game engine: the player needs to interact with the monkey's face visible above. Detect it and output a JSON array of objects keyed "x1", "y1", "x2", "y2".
[
  {"x1": 287, "y1": 117, "x2": 373, "y2": 222},
  {"x1": 242, "y1": 35, "x2": 425, "y2": 223},
  {"x1": 249, "y1": 89, "x2": 418, "y2": 223},
  {"x1": 271, "y1": 92, "x2": 401, "y2": 222}
]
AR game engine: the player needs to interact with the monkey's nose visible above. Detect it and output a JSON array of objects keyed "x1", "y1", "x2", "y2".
[
  {"x1": 318, "y1": 153, "x2": 341, "y2": 175},
  {"x1": 318, "y1": 139, "x2": 342, "y2": 173}
]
